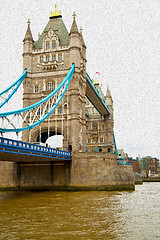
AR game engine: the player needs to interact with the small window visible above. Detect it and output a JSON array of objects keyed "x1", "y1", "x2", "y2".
[
  {"x1": 46, "y1": 41, "x2": 50, "y2": 49},
  {"x1": 58, "y1": 106, "x2": 62, "y2": 114},
  {"x1": 88, "y1": 139, "x2": 91, "y2": 144},
  {"x1": 52, "y1": 41, "x2": 56, "y2": 49},
  {"x1": 93, "y1": 137, "x2": 98, "y2": 143},
  {"x1": 100, "y1": 138, "x2": 103, "y2": 143},
  {"x1": 86, "y1": 126, "x2": 88, "y2": 130},
  {"x1": 45, "y1": 82, "x2": 55, "y2": 91},
  {"x1": 92, "y1": 124, "x2": 98, "y2": 130},
  {"x1": 40, "y1": 56, "x2": 44, "y2": 63},
  {"x1": 58, "y1": 53, "x2": 62, "y2": 62},
  {"x1": 52, "y1": 54, "x2": 56, "y2": 61},
  {"x1": 34, "y1": 85, "x2": 39, "y2": 93},
  {"x1": 46, "y1": 56, "x2": 50, "y2": 62},
  {"x1": 92, "y1": 108, "x2": 94, "y2": 114},
  {"x1": 102, "y1": 125, "x2": 104, "y2": 129}
]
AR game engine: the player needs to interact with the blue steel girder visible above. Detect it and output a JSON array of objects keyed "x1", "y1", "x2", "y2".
[
  {"x1": 86, "y1": 73, "x2": 110, "y2": 116},
  {"x1": 0, "y1": 64, "x2": 75, "y2": 133},
  {"x1": 0, "y1": 137, "x2": 71, "y2": 162},
  {"x1": 0, "y1": 69, "x2": 27, "y2": 109}
]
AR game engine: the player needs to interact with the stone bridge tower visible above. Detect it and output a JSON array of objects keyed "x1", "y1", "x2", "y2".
[{"x1": 22, "y1": 6, "x2": 87, "y2": 152}]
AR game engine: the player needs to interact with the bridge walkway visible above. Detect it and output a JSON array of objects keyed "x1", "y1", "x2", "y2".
[{"x1": 0, "y1": 137, "x2": 71, "y2": 162}]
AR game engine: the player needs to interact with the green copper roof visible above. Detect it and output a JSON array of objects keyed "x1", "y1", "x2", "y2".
[{"x1": 34, "y1": 17, "x2": 69, "y2": 49}]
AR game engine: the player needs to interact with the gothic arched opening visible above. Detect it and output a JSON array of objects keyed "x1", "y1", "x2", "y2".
[
  {"x1": 36, "y1": 131, "x2": 64, "y2": 149},
  {"x1": 36, "y1": 131, "x2": 61, "y2": 143}
]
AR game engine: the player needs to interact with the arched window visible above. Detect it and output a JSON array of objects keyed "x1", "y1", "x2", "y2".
[
  {"x1": 52, "y1": 41, "x2": 56, "y2": 49},
  {"x1": 45, "y1": 82, "x2": 55, "y2": 91},
  {"x1": 46, "y1": 41, "x2": 50, "y2": 49}
]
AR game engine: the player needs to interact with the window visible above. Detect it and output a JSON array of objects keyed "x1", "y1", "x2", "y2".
[
  {"x1": 45, "y1": 82, "x2": 55, "y2": 91},
  {"x1": 100, "y1": 138, "x2": 103, "y2": 143},
  {"x1": 92, "y1": 124, "x2": 98, "y2": 130},
  {"x1": 58, "y1": 106, "x2": 62, "y2": 114},
  {"x1": 88, "y1": 139, "x2": 91, "y2": 144},
  {"x1": 52, "y1": 41, "x2": 56, "y2": 49},
  {"x1": 86, "y1": 126, "x2": 88, "y2": 130},
  {"x1": 46, "y1": 56, "x2": 50, "y2": 62},
  {"x1": 40, "y1": 56, "x2": 44, "y2": 63},
  {"x1": 46, "y1": 41, "x2": 50, "y2": 49},
  {"x1": 58, "y1": 53, "x2": 62, "y2": 62},
  {"x1": 52, "y1": 54, "x2": 56, "y2": 61},
  {"x1": 34, "y1": 85, "x2": 39, "y2": 93},
  {"x1": 92, "y1": 108, "x2": 94, "y2": 114},
  {"x1": 102, "y1": 125, "x2": 104, "y2": 129},
  {"x1": 93, "y1": 137, "x2": 98, "y2": 143}
]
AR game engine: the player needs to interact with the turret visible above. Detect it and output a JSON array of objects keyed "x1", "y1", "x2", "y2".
[
  {"x1": 106, "y1": 85, "x2": 113, "y2": 111},
  {"x1": 69, "y1": 13, "x2": 81, "y2": 68},
  {"x1": 80, "y1": 27, "x2": 86, "y2": 60},
  {"x1": 23, "y1": 19, "x2": 34, "y2": 72}
]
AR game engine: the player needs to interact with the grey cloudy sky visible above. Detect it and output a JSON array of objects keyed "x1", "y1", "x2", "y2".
[{"x1": 0, "y1": 0, "x2": 160, "y2": 159}]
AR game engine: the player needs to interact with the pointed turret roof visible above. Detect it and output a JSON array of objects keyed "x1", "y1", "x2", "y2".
[
  {"x1": 106, "y1": 85, "x2": 112, "y2": 99},
  {"x1": 70, "y1": 12, "x2": 79, "y2": 34},
  {"x1": 34, "y1": 6, "x2": 69, "y2": 49},
  {"x1": 80, "y1": 27, "x2": 86, "y2": 48},
  {"x1": 23, "y1": 19, "x2": 33, "y2": 42}
]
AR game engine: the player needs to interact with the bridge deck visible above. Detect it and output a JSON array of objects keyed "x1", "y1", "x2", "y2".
[
  {"x1": 0, "y1": 137, "x2": 71, "y2": 162},
  {"x1": 86, "y1": 73, "x2": 110, "y2": 116}
]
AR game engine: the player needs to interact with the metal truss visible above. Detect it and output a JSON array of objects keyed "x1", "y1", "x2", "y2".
[
  {"x1": 0, "y1": 69, "x2": 27, "y2": 109},
  {"x1": 0, "y1": 64, "x2": 75, "y2": 133}
]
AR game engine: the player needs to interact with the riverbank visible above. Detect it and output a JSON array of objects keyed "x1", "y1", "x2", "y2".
[{"x1": 143, "y1": 178, "x2": 160, "y2": 182}]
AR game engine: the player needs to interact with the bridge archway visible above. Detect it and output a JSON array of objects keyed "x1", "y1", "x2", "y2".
[
  {"x1": 36, "y1": 131, "x2": 62, "y2": 143},
  {"x1": 36, "y1": 130, "x2": 64, "y2": 148}
]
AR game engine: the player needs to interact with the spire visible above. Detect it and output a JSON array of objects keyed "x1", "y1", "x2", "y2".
[
  {"x1": 23, "y1": 19, "x2": 33, "y2": 42},
  {"x1": 70, "y1": 12, "x2": 79, "y2": 34},
  {"x1": 80, "y1": 26, "x2": 86, "y2": 47},
  {"x1": 106, "y1": 84, "x2": 112, "y2": 98}
]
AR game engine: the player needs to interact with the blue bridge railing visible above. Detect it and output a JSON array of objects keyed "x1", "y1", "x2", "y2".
[{"x1": 0, "y1": 137, "x2": 71, "y2": 161}]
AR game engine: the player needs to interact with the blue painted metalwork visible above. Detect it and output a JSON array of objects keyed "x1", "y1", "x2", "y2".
[
  {"x1": 94, "y1": 146, "x2": 99, "y2": 153},
  {"x1": 0, "y1": 69, "x2": 27, "y2": 109},
  {"x1": 0, "y1": 64, "x2": 75, "y2": 132},
  {"x1": 0, "y1": 137, "x2": 71, "y2": 161},
  {"x1": 119, "y1": 162, "x2": 132, "y2": 165},
  {"x1": 86, "y1": 73, "x2": 110, "y2": 115},
  {"x1": 113, "y1": 131, "x2": 118, "y2": 155},
  {"x1": 85, "y1": 109, "x2": 89, "y2": 117}
]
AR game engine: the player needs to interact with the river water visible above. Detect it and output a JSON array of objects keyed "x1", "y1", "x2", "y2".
[{"x1": 0, "y1": 182, "x2": 159, "y2": 240}]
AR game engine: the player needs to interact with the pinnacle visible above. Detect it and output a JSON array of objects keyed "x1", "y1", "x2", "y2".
[
  {"x1": 106, "y1": 84, "x2": 112, "y2": 98},
  {"x1": 23, "y1": 19, "x2": 34, "y2": 42},
  {"x1": 70, "y1": 12, "x2": 79, "y2": 34},
  {"x1": 80, "y1": 26, "x2": 86, "y2": 47}
]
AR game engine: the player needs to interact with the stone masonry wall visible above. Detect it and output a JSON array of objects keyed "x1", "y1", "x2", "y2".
[
  {"x1": 0, "y1": 162, "x2": 15, "y2": 188},
  {"x1": 70, "y1": 152, "x2": 135, "y2": 190}
]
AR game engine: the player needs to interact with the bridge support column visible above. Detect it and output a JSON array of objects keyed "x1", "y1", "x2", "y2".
[{"x1": 68, "y1": 73, "x2": 86, "y2": 153}]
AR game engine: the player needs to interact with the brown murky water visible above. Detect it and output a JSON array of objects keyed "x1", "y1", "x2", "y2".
[{"x1": 0, "y1": 183, "x2": 160, "y2": 240}]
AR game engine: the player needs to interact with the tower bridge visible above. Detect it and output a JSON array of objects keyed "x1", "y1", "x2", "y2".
[{"x1": 0, "y1": 5, "x2": 134, "y2": 190}]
